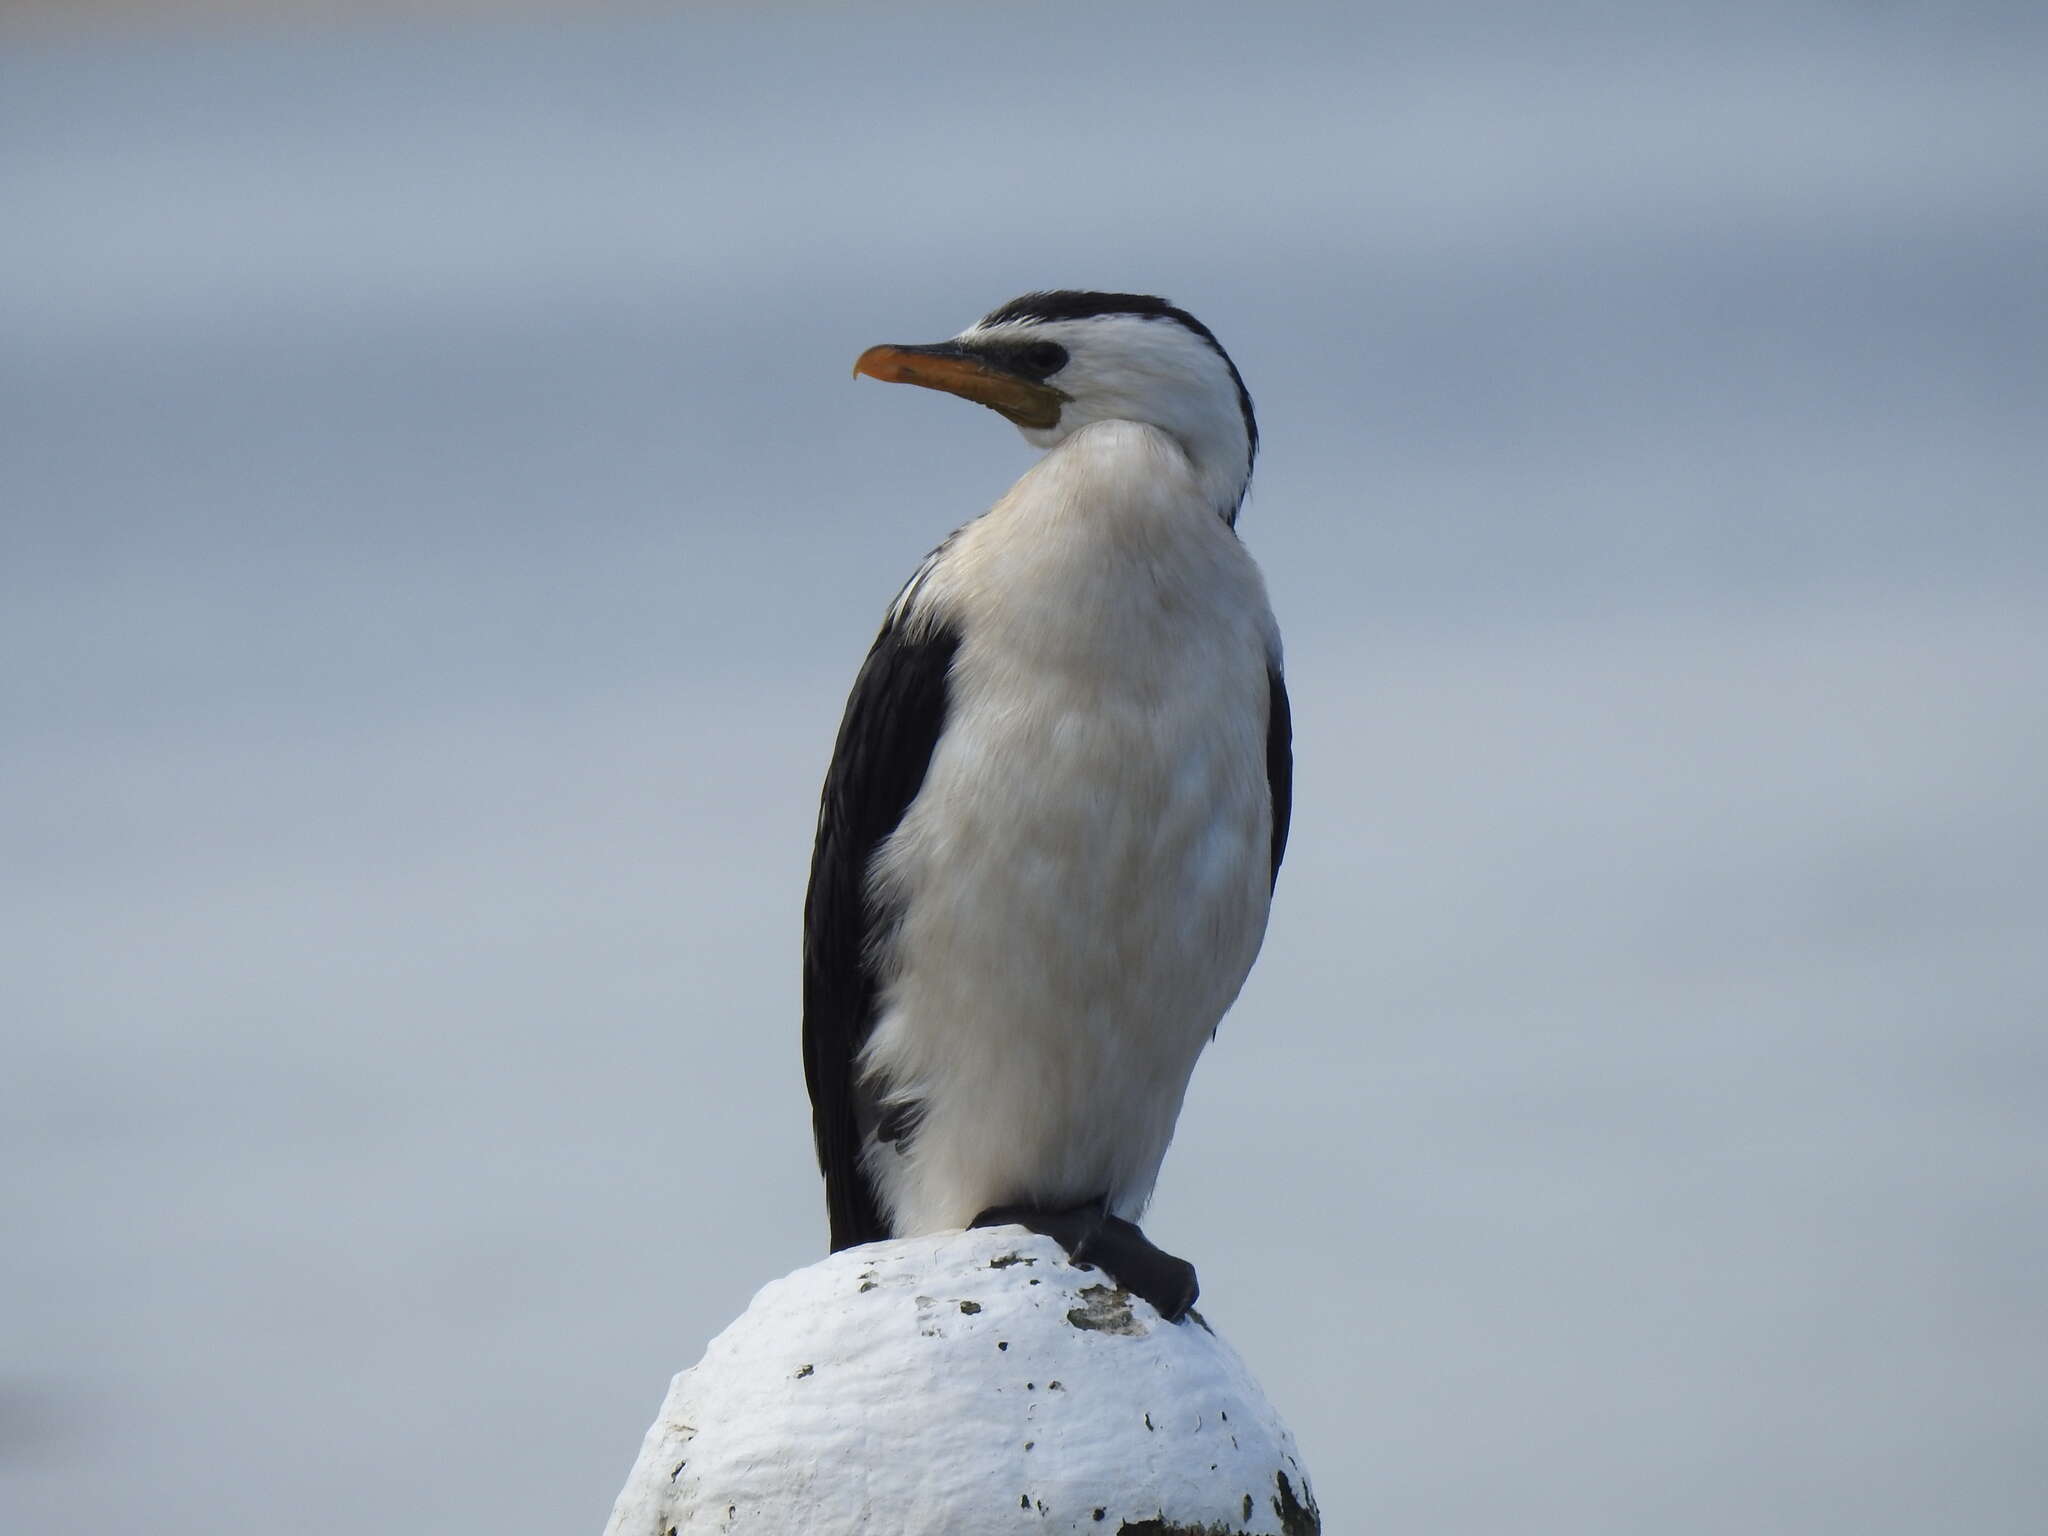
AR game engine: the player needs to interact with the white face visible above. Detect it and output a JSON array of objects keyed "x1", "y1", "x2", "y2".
[{"x1": 958, "y1": 312, "x2": 1256, "y2": 513}]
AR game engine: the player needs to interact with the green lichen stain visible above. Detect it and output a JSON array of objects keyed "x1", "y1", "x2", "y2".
[{"x1": 1064, "y1": 1283, "x2": 1143, "y2": 1335}]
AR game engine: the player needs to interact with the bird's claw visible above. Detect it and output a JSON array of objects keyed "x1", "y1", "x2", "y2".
[{"x1": 971, "y1": 1200, "x2": 1200, "y2": 1322}]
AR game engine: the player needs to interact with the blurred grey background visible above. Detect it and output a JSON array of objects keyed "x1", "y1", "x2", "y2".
[{"x1": 4, "y1": 2, "x2": 2045, "y2": 1531}]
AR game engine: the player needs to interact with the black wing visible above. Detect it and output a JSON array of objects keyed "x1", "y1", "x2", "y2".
[
  {"x1": 1268, "y1": 663, "x2": 1293, "y2": 891},
  {"x1": 802, "y1": 610, "x2": 961, "y2": 1252}
]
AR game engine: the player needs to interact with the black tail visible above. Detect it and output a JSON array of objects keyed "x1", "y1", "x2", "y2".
[{"x1": 823, "y1": 1144, "x2": 890, "y2": 1252}]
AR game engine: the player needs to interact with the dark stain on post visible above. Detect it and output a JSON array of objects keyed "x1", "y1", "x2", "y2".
[{"x1": 1272, "y1": 1469, "x2": 1321, "y2": 1535}]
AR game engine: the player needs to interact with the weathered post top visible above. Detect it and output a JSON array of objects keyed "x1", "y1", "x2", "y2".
[{"x1": 604, "y1": 1226, "x2": 1319, "y2": 1535}]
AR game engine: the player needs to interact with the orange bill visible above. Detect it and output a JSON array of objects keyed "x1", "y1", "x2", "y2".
[{"x1": 853, "y1": 343, "x2": 1066, "y2": 430}]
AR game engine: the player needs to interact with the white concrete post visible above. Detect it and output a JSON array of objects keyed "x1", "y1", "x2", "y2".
[{"x1": 604, "y1": 1227, "x2": 1320, "y2": 1535}]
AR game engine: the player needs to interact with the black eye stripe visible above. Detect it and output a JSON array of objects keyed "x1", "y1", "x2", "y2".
[
  {"x1": 1021, "y1": 341, "x2": 1068, "y2": 374},
  {"x1": 976, "y1": 339, "x2": 1068, "y2": 380}
]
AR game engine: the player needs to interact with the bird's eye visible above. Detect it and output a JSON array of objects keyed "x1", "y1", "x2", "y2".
[{"x1": 1018, "y1": 341, "x2": 1069, "y2": 377}]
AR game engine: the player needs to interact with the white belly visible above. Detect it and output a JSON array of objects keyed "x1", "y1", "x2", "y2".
[{"x1": 858, "y1": 421, "x2": 1277, "y2": 1234}]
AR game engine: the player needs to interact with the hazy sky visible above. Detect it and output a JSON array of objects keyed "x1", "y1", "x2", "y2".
[{"x1": 4, "y1": 4, "x2": 2046, "y2": 1533}]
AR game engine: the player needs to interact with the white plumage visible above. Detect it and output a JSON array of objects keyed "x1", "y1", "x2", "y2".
[{"x1": 864, "y1": 417, "x2": 1279, "y2": 1233}]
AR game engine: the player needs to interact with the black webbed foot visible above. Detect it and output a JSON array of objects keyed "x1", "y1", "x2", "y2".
[{"x1": 971, "y1": 1200, "x2": 1200, "y2": 1322}]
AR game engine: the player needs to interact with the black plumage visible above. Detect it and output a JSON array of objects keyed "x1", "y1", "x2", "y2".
[
  {"x1": 1267, "y1": 665, "x2": 1293, "y2": 890},
  {"x1": 802, "y1": 608, "x2": 960, "y2": 1251}
]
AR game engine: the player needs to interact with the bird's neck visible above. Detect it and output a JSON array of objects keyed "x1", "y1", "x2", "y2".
[
  {"x1": 1035, "y1": 417, "x2": 1249, "y2": 525},
  {"x1": 1188, "y1": 448, "x2": 1252, "y2": 526}
]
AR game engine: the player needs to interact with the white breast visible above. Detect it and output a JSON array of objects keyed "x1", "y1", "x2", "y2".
[{"x1": 862, "y1": 421, "x2": 1279, "y2": 1235}]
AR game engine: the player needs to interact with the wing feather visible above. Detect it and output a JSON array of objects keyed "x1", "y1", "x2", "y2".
[
  {"x1": 802, "y1": 606, "x2": 960, "y2": 1251},
  {"x1": 1267, "y1": 663, "x2": 1293, "y2": 890}
]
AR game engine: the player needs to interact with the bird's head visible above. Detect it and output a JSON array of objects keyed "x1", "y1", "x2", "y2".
[{"x1": 854, "y1": 291, "x2": 1258, "y2": 521}]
